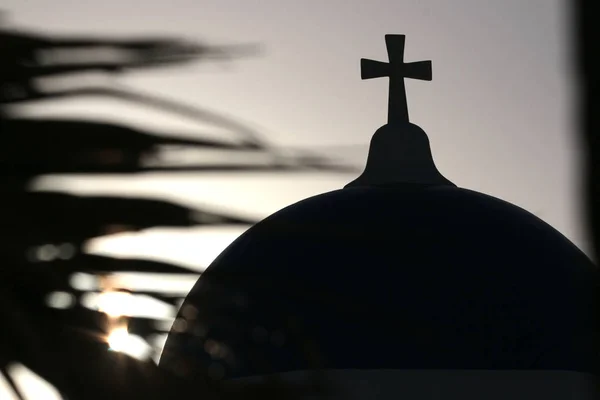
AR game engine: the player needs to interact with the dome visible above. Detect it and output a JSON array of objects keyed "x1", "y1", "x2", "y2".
[
  {"x1": 159, "y1": 184, "x2": 598, "y2": 380},
  {"x1": 159, "y1": 35, "x2": 599, "y2": 397}
]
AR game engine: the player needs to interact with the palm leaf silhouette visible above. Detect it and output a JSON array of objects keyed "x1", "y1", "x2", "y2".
[{"x1": 0, "y1": 16, "x2": 346, "y2": 400}]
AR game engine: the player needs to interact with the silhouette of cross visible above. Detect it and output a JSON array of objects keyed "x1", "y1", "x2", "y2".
[{"x1": 361, "y1": 34, "x2": 432, "y2": 123}]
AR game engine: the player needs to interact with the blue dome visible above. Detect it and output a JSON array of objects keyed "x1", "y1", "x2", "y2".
[{"x1": 160, "y1": 185, "x2": 599, "y2": 380}]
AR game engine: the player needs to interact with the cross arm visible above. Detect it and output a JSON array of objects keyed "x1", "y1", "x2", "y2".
[
  {"x1": 360, "y1": 59, "x2": 432, "y2": 81},
  {"x1": 403, "y1": 61, "x2": 432, "y2": 81},
  {"x1": 361, "y1": 58, "x2": 390, "y2": 79}
]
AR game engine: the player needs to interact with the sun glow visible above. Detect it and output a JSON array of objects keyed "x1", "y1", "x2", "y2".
[
  {"x1": 107, "y1": 326, "x2": 130, "y2": 352},
  {"x1": 106, "y1": 324, "x2": 152, "y2": 360},
  {"x1": 99, "y1": 284, "x2": 154, "y2": 360},
  {"x1": 97, "y1": 290, "x2": 134, "y2": 318}
]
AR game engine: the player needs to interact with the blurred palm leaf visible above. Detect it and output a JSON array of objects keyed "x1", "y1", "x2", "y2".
[{"x1": 0, "y1": 17, "x2": 342, "y2": 400}]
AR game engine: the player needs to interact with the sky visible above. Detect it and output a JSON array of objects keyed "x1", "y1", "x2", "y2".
[{"x1": 0, "y1": 0, "x2": 585, "y2": 398}]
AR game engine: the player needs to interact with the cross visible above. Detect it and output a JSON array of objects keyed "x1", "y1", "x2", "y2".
[{"x1": 361, "y1": 34, "x2": 432, "y2": 124}]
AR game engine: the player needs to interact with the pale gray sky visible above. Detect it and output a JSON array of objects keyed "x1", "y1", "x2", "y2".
[
  {"x1": 3, "y1": 0, "x2": 583, "y2": 249},
  {"x1": 4, "y1": 0, "x2": 585, "y2": 246},
  {"x1": 1, "y1": 1, "x2": 586, "y2": 398}
]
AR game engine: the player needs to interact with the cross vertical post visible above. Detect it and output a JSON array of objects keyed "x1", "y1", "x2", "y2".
[{"x1": 361, "y1": 34, "x2": 432, "y2": 124}]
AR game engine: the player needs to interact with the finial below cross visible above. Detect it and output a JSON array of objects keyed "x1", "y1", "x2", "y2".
[{"x1": 361, "y1": 34, "x2": 432, "y2": 124}]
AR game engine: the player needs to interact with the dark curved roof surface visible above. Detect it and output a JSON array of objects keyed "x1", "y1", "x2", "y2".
[{"x1": 160, "y1": 185, "x2": 599, "y2": 379}]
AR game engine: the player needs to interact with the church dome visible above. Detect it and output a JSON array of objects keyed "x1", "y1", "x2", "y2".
[
  {"x1": 159, "y1": 35, "x2": 599, "y2": 395},
  {"x1": 160, "y1": 183, "x2": 598, "y2": 379}
]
